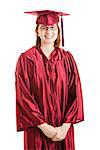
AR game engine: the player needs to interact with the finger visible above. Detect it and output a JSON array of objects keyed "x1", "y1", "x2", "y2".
[
  {"x1": 52, "y1": 137, "x2": 60, "y2": 142},
  {"x1": 52, "y1": 136, "x2": 64, "y2": 142},
  {"x1": 51, "y1": 132, "x2": 57, "y2": 139},
  {"x1": 52, "y1": 134, "x2": 59, "y2": 140}
]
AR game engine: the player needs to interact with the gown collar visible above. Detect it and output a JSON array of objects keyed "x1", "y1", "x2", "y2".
[
  {"x1": 37, "y1": 46, "x2": 60, "y2": 62},
  {"x1": 24, "y1": 46, "x2": 65, "y2": 62},
  {"x1": 37, "y1": 46, "x2": 58, "y2": 61}
]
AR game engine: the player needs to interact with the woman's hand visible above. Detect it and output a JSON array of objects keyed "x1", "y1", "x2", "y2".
[
  {"x1": 51, "y1": 123, "x2": 71, "y2": 142},
  {"x1": 37, "y1": 123, "x2": 57, "y2": 139}
]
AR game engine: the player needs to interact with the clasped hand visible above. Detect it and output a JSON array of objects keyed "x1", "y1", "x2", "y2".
[
  {"x1": 38, "y1": 123, "x2": 71, "y2": 142},
  {"x1": 51, "y1": 123, "x2": 71, "y2": 142}
]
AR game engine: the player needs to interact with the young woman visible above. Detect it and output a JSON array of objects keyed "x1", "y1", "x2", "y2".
[{"x1": 15, "y1": 10, "x2": 84, "y2": 150}]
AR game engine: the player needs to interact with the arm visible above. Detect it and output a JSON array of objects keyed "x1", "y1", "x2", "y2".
[
  {"x1": 16, "y1": 53, "x2": 45, "y2": 131},
  {"x1": 52, "y1": 51, "x2": 84, "y2": 142},
  {"x1": 63, "y1": 51, "x2": 84, "y2": 124}
]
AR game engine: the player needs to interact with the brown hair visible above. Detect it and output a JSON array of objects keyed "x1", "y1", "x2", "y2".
[{"x1": 35, "y1": 24, "x2": 61, "y2": 47}]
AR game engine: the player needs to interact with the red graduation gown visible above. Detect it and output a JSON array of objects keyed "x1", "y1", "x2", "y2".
[{"x1": 15, "y1": 46, "x2": 84, "y2": 150}]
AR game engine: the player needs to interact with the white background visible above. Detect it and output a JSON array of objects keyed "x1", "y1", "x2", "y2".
[{"x1": 0, "y1": 0, "x2": 100, "y2": 149}]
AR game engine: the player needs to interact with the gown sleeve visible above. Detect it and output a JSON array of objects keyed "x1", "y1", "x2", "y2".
[
  {"x1": 15, "y1": 53, "x2": 45, "y2": 132},
  {"x1": 64, "y1": 51, "x2": 84, "y2": 124}
]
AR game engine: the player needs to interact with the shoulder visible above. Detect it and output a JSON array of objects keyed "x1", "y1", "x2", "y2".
[
  {"x1": 17, "y1": 46, "x2": 38, "y2": 62},
  {"x1": 59, "y1": 47, "x2": 76, "y2": 63},
  {"x1": 60, "y1": 48, "x2": 78, "y2": 72},
  {"x1": 61, "y1": 48, "x2": 74, "y2": 59},
  {"x1": 16, "y1": 46, "x2": 37, "y2": 70},
  {"x1": 21, "y1": 46, "x2": 37, "y2": 59}
]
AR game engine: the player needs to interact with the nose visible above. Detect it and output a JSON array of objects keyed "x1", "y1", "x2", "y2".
[
  {"x1": 45, "y1": 27, "x2": 51, "y2": 32},
  {"x1": 45, "y1": 29, "x2": 51, "y2": 35}
]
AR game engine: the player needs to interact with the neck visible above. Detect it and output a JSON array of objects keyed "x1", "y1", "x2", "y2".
[{"x1": 40, "y1": 43, "x2": 55, "y2": 54}]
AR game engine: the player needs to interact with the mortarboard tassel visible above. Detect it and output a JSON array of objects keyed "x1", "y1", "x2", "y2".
[{"x1": 61, "y1": 15, "x2": 64, "y2": 47}]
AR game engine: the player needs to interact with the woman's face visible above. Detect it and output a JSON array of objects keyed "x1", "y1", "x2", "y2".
[{"x1": 37, "y1": 24, "x2": 58, "y2": 45}]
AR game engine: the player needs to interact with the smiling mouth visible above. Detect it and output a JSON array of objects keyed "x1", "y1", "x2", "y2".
[{"x1": 45, "y1": 35, "x2": 53, "y2": 39}]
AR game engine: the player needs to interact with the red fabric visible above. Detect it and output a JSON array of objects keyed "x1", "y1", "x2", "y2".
[
  {"x1": 24, "y1": 10, "x2": 69, "y2": 25},
  {"x1": 15, "y1": 46, "x2": 84, "y2": 150}
]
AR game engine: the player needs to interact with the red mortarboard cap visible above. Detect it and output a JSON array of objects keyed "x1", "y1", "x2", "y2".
[{"x1": 24, "y1": 10, "x2": 70, "y2": 46}]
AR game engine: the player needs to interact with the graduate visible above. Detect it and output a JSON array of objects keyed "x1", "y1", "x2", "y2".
[{"x1": 15, "y1": 10, "x2": 84, "y2": 150}]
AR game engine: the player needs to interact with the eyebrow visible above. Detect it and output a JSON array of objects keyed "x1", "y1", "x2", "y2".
[{"x1": 40, "y1": 24, "x2": 57, "y2": 27}]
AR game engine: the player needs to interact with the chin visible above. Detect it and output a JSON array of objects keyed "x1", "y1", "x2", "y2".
[{"x1": 44, "y1": 39, "x2": 56, "y2": 44}]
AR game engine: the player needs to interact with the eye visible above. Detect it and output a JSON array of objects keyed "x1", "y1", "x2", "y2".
[
  {"x1": 40, "y1": 26, "x2": 46, "y2": 30},
  {"x1": 51, "y1": 27, "x2": 54, "y2": 29},
  {"x1": 51, "y1": 26, "x2": 57, "y2": 30}
]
